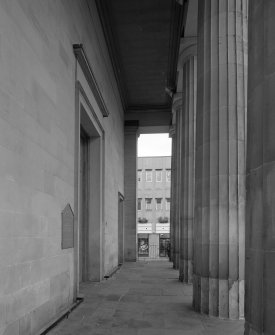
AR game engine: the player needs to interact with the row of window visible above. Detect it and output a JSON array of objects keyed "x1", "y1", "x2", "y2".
[
  {"x1": 138, "y1": 169, "x2": 171, "y2": 183},
  {"x1": 138, "y1": 198, "x2": 170, "y2": 211}
]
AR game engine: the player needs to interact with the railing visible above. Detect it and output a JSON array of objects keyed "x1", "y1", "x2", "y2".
[{"x1": 138, "y1": 244, "x2": 170, "y2": 259}]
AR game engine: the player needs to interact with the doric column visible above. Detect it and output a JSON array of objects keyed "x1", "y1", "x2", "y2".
[
  {"x1": 169, "y1": 124, "x2": 176, "y2": 263},
  {"x1": 178, "y1": 38, "x2": 197, "y2": 284},
  {"x1": 172, "y1": 95, "x2": 182, "y2": 269},
  {"x1": 124, "y1": 120, "x2": 139, "y2": 261},
  {"x1": 193, "y1": 0, "x2": 247, "y2": 319},
  {"x1": 245, "y1": 1, "x2": 275, "y2": 334}
]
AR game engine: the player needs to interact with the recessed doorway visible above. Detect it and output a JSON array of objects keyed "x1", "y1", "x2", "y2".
[{"x1": 75, "y1": 84, "x2": 104, "y2": 291}]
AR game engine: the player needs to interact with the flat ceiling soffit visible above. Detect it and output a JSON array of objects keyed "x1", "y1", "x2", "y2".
[{"x1": 95, "y1": 0, "x2": 185, "y2": 117}]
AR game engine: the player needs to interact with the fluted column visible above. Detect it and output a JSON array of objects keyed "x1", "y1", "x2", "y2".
[
  {"x1": 245, "y1": 1, "x2": 275, "y2": 334},
  {"x1": 193, "y1": 0, "x2": 247, "y2": 319},
  {"x1": 172, "y1": 96, "x2": 182, "y2": 269},
  {"x1": 178, "y1": 39, "x2": 197, "y2": 284},
  {"x1": 169, "y1": 125, "x2": 176, "y2": 263}
]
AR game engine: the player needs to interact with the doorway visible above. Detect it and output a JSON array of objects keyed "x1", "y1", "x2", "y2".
[
  {"x1": 79, "y1": 128, "x2": 89, "y2": 282},
  {"x1": 118, "y1": 193, "x2": 124, "y2": 265},
  {"x1": 74, "y1": 85, "x2": 104, "y2": 290}
]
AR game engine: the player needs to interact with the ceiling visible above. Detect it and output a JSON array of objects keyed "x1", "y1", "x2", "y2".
[{"x1": 95, "y1": 0, "x2": 185, "y2": 121}]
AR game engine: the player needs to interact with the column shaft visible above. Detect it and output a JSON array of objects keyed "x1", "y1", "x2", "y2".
[
  {"x1": 169, "y1": 127, "x2": 176, "y2": 263},
  {"x1": 179, "y1": 53, "x2": 197, "y2": 283},
  {"x1": 194, "y1": 0, "x2": 247, "y2": 319},
  {"x1": 124, "y1": 122, "x2": 139, "y2": 261},
  {"x1": 174, "y1": 110, "x2": 181, "y2": 269},
  {"x1": 172, "y1": 101, "x2": 182, "y2": 270}
]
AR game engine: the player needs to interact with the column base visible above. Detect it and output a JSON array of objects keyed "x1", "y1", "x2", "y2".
[
  {"x1": 193, "y1": 274, "x2": 242, "y2": 320},
  {"x1": 244, "y1": 323, "x2": 261, "y2": 335}
]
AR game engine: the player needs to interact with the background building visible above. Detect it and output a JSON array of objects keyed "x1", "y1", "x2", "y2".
[{"x1": 137, "y1": 156, "x2": 171, "y2": 259}]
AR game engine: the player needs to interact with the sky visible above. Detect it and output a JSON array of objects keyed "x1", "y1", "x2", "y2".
[{"x1": 138, "y1": 133, "x2": 172, "y2": 157}]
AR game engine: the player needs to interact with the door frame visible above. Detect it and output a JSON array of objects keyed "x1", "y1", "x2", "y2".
[{"x1": 74, "y1": 81, "x2": 105, "y2": 298}]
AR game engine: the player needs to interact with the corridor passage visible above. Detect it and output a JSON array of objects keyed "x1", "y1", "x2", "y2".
[{"x1": 49, "y1": 261, "x2": 244, "y2": 335}]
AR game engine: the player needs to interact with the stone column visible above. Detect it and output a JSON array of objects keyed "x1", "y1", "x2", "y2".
[
  {"x1": 178, "y1": 38, "x2": 197, "y2": 284},
  {"x1": 124, "y1": 120, "x2": 139, "y2": 261},
  {"x1": 169, "y1": 124, "x2": 176, "y2": 263},
  {"x1": 245, "y1": 1, "x2": 275, "y2": 334},
  {"x1": 193, "y1": 0, "x2": 247, "y2": 319},
  {"x1": 172, "y1": 95, "x2": 182, "y2": 269}
]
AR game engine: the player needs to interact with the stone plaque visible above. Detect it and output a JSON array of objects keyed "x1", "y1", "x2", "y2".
[{"x1": 61, "y1": 203, "x2": 74, "y2": 249}]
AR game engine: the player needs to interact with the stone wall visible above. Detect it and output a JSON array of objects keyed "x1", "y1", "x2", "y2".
[{"x1": 0, "y1": 0, "x2": 124, "y2": 334}]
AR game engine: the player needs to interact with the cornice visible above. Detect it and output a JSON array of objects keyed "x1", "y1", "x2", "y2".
[
  {"x1": 94, "y1": 0, "x2": 127, "y2": 112},
  {"x1": 126, "y1": 104, "x2": 171, "y2": 114},
  {"x1": 73, "y1": 44, "x2": 109, "y2": 117},
  {"x1": 166, "y1": 0, "x2": 185, "y2": 92}
]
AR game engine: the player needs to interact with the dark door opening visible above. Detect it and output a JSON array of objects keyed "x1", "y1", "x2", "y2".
[
  {"x1": 79, "y1": 128, "x2": 89, "y2": 282},
  {"x1": 159, "y1": 237, "x2": 170, "y2": 257},
  {"x1": 118, "y1": 193, "x2": 124, "y2": 265}
]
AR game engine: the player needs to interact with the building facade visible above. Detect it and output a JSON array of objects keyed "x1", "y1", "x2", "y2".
[{"x1": 137, "y1": 156, "x2": 171, "y2": 259}]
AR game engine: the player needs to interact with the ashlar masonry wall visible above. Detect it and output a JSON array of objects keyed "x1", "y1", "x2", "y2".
[{"x1": 0, "y1": 0, "x2": 124, "y2": 334}]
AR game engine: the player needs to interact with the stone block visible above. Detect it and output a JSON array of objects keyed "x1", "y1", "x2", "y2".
[
  {"x1": 209, "y1": 277, "x2": 218, "y2": 316},
  {"x1": 200, "y1": 276, "x2": 209, "y2": 314},
  {"x1": 1, "y1": 321, "x2": 19, "y2": 335},
  {"x1": 239, "y1": 279, "x2": 245, "y2": 319},
  {"x1": 219, "y1": 279, "x2": 229, "y2": 318},
  {"x1": 229, "y1": 279, "x2": 239, "y2": 319},
  {"x1": 263, "y1": 251, "x2": 275, "y2": 334},
  {"x1": 19, "y1": 313, "x2": 31, "y2": 335},
  {"x1": 50, "y1": 272, "x2": 70, "y2": 298},
  {"x1": 30, "y1": 300, "x2": 54, "y2": 335}
]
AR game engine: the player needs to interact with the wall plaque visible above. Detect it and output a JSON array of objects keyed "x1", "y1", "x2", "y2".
[{"x1": 61, "y1": 203, "x2": 74, "y2": 249}]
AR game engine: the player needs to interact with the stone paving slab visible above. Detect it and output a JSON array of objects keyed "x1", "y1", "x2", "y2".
[{"x1": 48, "y1": 261, "x2": 244, "y2": 335}]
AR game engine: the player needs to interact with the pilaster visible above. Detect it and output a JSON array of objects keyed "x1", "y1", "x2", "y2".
[{"x1": 124, "y1": 121, "x2": 139, "y2": 261}]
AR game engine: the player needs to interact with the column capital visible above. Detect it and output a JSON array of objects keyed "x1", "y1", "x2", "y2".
[{"x1": 178, "y1": 37, "x2": 197, "y2": 69}]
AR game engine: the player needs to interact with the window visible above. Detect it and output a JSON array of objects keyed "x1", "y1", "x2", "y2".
[
  {"x1": 145, "y1": 198, "x2": 152, "y2": 210},
  {"x1": 156, "y1": 198, "x2": 162, "y2": 210},
  {"x1": 166, "y1": 198, "x2": 171, "y2": 211},
  {"x1": 137, "y1": 198, "x2": 142, "y2": 211},
  {"x1": 138, "y1": 170, "x2": 142, "y2": 182},
  {"x1": 155, "y1": 169, "x2": 162, "y2": 182},
  {"x1": 166, "y1": 169, "x2": 171, "y2": 182},
  {"x1": 146, "y1": 170, "x2": 152, "y2": 182}
]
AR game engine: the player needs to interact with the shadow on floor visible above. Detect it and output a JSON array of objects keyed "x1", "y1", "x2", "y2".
[{"x1": 48, "y1": 261, "x2": 244, "y2": 335}]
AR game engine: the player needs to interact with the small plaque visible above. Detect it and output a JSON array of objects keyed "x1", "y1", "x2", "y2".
[{"x1": 61, "y1": 204, "x2": 74, "y2": 249}]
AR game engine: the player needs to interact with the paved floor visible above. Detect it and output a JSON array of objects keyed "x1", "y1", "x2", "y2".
[{"x1": 49, "y1": 261, "x2": 244, "y2": 335}]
